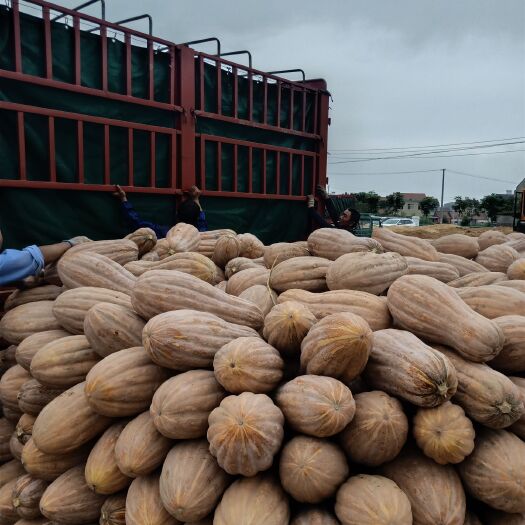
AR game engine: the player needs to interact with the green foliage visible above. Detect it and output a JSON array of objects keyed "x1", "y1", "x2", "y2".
[
  {"x1": 355, "y1": 191, "x2": 381, "y2": 214},
  {"x1": 419, "y1": 196, "x2": 440, "y2": 217},
  {"x1": 480, "y1": 193, "x2": 513, "y2": 222},
  {"x1": 453, "y1": 196, "x2": 481, "y2": 218},
  {"x1": 385, "y1": 192, "x2": 405, "y2": 214}
]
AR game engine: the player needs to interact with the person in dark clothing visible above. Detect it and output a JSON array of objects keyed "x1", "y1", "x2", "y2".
[
  {"x1": 113, "y1": 185, "x2": 208, "y2": 237},
  {"x1": 307, "y1": 185, "x2": 360, "y2": 231}
]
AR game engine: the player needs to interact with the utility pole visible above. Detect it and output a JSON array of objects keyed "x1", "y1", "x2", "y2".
[{"x1": 440, "y1": 168, "x2": 445, "y2": 223}]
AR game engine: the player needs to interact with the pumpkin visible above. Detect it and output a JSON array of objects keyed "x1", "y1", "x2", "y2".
[
  {"x1": 277, "y1": 289, "x2": 392, "y2": 331},
  {"x1": 195, "y1": 229, "x2": 235, "y2": 258},
  {"x1": 475, "y1": 244, "x2": 520, "y2": 272},
  {"x1": 437, "y1": 253, "x2": 489, "y2": 276},
  {"x1": 275, "y1": 375, "x2": 355, "y2": 437},
  {"x1": 207, "y1": 392, "x2": 284, "y2": 476},
  {"x1": 307, "y1": 227, "x2": 383, "y2": 260},
  {"x1": 455, "y1": 285, "x2": 525, "y2": 319},
  {"x1": 154, "y1": 239, "x2": 176, "y2": 260},
  {"x1": 213, "y1": 475, "x2": 290, "y2": 525},
  {"x1": 212, "y1": 235, "x2": 241, "y2": 267},
  {"x1": 509, "y1": 376, "x2": 525, "y2": 439},
  {"x1": 4, "y1": 285, "x2": 62, "y2": 311},
  {"x1": 15, "y1": 414, "x2": 35, "y2": 445},
  {"x1": 447, "y1": 271, "x2": 508, "y2": 288},
  {"x1": 0, "y1": 419, "x2": 14, "y2": 462},
  {"x1": 437, "y1": 346, "x2": 524, "y2": 428},
  {"x1": 507, "y1": 231, "x2": 525, "y2": 241},
  {"x1": 125, "y1": 227, "x2": 157, "y2": 255},
  {"x1": 0, "y1": 460, "x2": 24, "y2": 490},
  {"x1": 160, "y1": 440, "x2": 229, "y2": 522},
  {"x1": 166, "y1": 222, "x2": 200, "y2": 253},
  {"x1": 339, "y1": 391, "x2": 408, "y2": 466},
  {"x1": 507, "y1": 236, "x2": 525, "y2": 255},
  {"x1": 496, "y1": 279, "x2": 525, "y2": 293},
  {"x1": 141, "y1": 249, "x2": 160, "y2": 261},
  {"x1": 404, "y1": 256, "x2": 460, "y2": 282},
  {"x1": 237, "y1": 233, "x2": 265, "y2": 259},
  {"x1": 430, "y1": 233, "x2": 480, "y2": 259},
  {"x1": 85, "y1": 347, "x2": 169, "y2": 417},
  {"x1": 100, "y1": 492, "x2": 126, "y2": 525},
  {"x1": 300, "y1": 312, "x2": 372, "y2": 381},
  {"x1": 238, "y1": 285, "x2": 277, "y2": 317},
  {"x1": 3, "y1": 406, "x2": 22, "y2": 424},
  {"x1": 477, "y1": 230, "x2": 508, "y2": 251},
  {"x1": 114, "y1": 411, "x2": 171, "y2": 478},
  {"x1": 387, "y1": 274, "x2": 504, "y2": 362},
  {"x1": 15, "y1": 330, "x2": 70, "y2": 371},
  {"x1": 30, "y1": 335, "x2": 100, "y2": 388},
  {"x1": 12, "y1": 474, "x2": 48, "y2": 519},
  {"x1": 52, "y1": 286, "x2": 132, "y2": 334},
  {"x1": 0, "y1": 477, "x2": 19, "y2": 523},
  {"x1": 150, "y1": 370, "x2": 225, "y2": 439},
  {"x1": 226, "y1": 267, "x2": 271, "y2": 296},
  {"x1": 291, "y1": 509, "x2": 340, "y2": 525},
  {"x1": 215, "y1": 281, "x2": 227, "y2": 291},
  {"x1": 85, "y1": 422, "x2": 130, "y2": 495},
  {"x1": 382, "y1": 449, "x2": 466, "y2": 525},
  {"x1": 126, "y1": 474, "x2": 181, "y2": 525},
  {"x1": 363, "y1": 330, "x2": 457, "y2": 407},
  {"x1": 83, "y1": 302, "x2": 145, "y2": 358},
  {"x1": 413, "y1": 401, "x2": 475, "y2": 464},
  {"x1": 263, "y1": 242, "x2": 310, "y2": 268},
  {"x1": 263, "y1": 301, "x2": 316, "y2": 355},
  {"x1": 490, "y1": 315, "x2": 525, "y2": 373},
  {"x1": 39, "y1": 465, "x2": 106, "y2": 524},
  {"x1": 17, "y1": 380, "x2": 63, "y2": 416},
  {"x1": 373, "y1": 228, "x2": 439, "y2": 261},
  {"x1": 0, "y1": 301, "x2": 61, "y2": 344},
  {"x1": 458, "y1": 428, "x2": 525, "y2": 513},
  {"x1": 335, "y1": 474, "x2": 412, "y2": 525},
  {"x1": 9, "y1": 431, "x2": 23, "y2": 460},
  {"x1": 0, "y1": 345, "x2": 17, "y2": 372},
  {"x1": 225, "y1": 257, "x2": 265, "y2": 279},
  {"x1": 269, "y1": 257, "x2": 330, "y2": 293},
  {"x1": 143, "y1": 310, "x2": 258, "y2": 370},
  {"x1": 279, "y1": 436, "x2": 348, "y2": 503},
  {"x1": 32, "y1": 382, "x2": 112, "y2": 454},
  {"x1": 131, "y1": 270, "x2": 264, "y2": 329},
  {"x1": 326, "y1": 252, "x2": 408, "y2": 295},
  {"x1": 63, "y1": 239, "x2": 139, "y2": 265},
  {"x1": 0, "y1": 365, "x2": 31, "y2": 412},
  {"x1": 508, "y1": 258, "x2": 525, "y2": 280},
  {"x1": 213, "y1": 337, "x2": 284, "y2": 394}
]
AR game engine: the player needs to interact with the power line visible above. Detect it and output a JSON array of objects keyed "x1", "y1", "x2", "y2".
[
  {"x1": 446, "y1": 169, "x2": 519, "y2": 185},
  {"x1": 329, "y1": 169, "x2": 442, "y2": 176}
]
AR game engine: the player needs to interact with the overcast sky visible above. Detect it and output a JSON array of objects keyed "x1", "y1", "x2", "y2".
[{"x1": 62, "y1": 0, "x2": 525, "y2": 202}]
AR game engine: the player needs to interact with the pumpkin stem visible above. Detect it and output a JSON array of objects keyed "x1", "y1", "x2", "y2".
[
  {"x1": 437, "y1": 382, "x2": 449, "y2": 397},
  {"x1": 497, "y1": 401, "x2": 512, "y2": 414}
]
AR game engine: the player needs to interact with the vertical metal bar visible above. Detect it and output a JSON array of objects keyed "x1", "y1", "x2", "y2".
[
  {"x1": 77, "y1": 121, "x2": 84, "y2": 184},
  {"x1": 101, "y1": 25, "x2": 108, "y2": 91},
  {"x1": 104, "y1": 124, "x2": 110, "y2": 185},
  {"x1": 74, "y1": 16, "x2": 81, "y2": 85},
  {"x1": 289, "y1": 87, "x2": 294, "y2": 130},
  {"x1": 248, "y1": 71, "x2": 253, "y2": 121},
  {"x1": 313, "y1": 93, "x2": 318, "y2": 135},
  {"x1": 48, "y1": 117, "x2": 56, "y2": 182},
  {"x1": 125, "y1": 33, "x2": 132, "y2": 96},
  {"x1": 276, "y1": 81, "x2": 281, "y2": 128},
  {"x1": 276, "y1": 151, "x2": 280, "y2": 195},
  {"x1": 170, "y1": 133, "x2": 177, "y2": 189},
  {"x1": 263, "y1": 77, "x2": 268, "y2": 125},
  {"x1": 312, "y1": 156, "x2": 317, "y2": 195},
  {"x1": 200, "y1": 137, "x2": 206, "y2": 190},
  {"x1": 301, "y1": 89, "x2": 307, "y2": 132},
  {"x1": 248, "y1": 146, "x2": 253, "y2": 193},
  {"x1": 127, "y1": 128, "x2": 134, "y2": 186},
  {"x1": 199, "y1": 57, "x2": 205, "y2": 110},
  {"x1": 316, "y1": 92, "x2": 329, "y2": 190},
  {"x1": 216, "y1": 61, "x2": 222, "y2": 115},
  {"x1": 17, "y1": 112, "x2": 26, "y2": 180},
  {"x1": 217, "y1": 141, "x2": 222, "y2": 191},
  {"x1": 288, "y1": 153, "x2": 293, "y2": 195},
  {"x1": 233, "y1": 66, "x2": 238, "y2": 119},
  {"x1": 12, "y1": 0, "x2": 22, "y2": 73},
  {"x1": 148, "y1": 39, "x2": 154, "y2": 100},
  {"x1": 300, "y1": 155, "x2": 305, "y2": 195},
  {"x1": 262, "y1": 150, "x2": 267, "y2": 194},
  {"x1": 233, "y1": 144, "x2": 238, "y2": 193},
  {"x1": 150, "y1": 132, "x2": 156, "y2": 187},
  {"x1": 169, "y1": 46, "x2": 175, "y2": 106},
  {"x1": 43, "y1": 6, "x2": 53, "y2": 79}
]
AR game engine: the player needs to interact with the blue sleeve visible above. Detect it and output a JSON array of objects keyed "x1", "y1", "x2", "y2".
[
  {"x1": 197, "y1": 210, "x2": 208, "y2": 232},
  {"x1": 121, "y1": 201, "x2": 170, "y2": 239},
  {"x1": 0, "y1": 246, "x2": 45, "y2": 286}
]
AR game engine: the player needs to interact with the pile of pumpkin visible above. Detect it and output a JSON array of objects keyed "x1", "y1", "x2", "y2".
[{"x1": 0, "y1": 224, "x2": 524, "y2": 525}]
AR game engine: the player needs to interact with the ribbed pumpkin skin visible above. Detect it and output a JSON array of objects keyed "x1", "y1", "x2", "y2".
[
  {"x1": 17, "y1": 380, "x2": 63, "y2": 417},
  {"x1": 0, "y1": 460, "x2": 24, "y2": 489},
  {"x1": 15, "y1": 414, "x2": 35, "y2": 445},
  {"x1": 30, "y1": 335, "x2": 100, "y2": 388},
  {"x1": 291, "y1": 509, "x2": 340, "y2": 525},
  {"x1": 32, "y1": 382, "x2": 112, "y2": 454},
  {"x1": 326, "y1": 252, "x2": 408, "y2": 295},
  {"x1": 238, "y1": 285, "x2": 277, "y2": 317},
  {"x1": 208, "y1": 392, "x2": 284, "y2": 476},
  {"x1": 126, "y1": 474, "x2": 181, "y2": 525},
  {"x1": 448, "y1": 271, "x2": 508, "y2": 288},
  {"x1": 382, "y1": 450, "x2": 466, "y2": 525},
  {"x1": 131, "y1": 270, "x2": 264, "y2": 329},
  {"x1": 372, "y1": 228, "x2": 439, "y2": 261},
  {"x1": 15, "y1": 330, "x2": 70, "y2": 371},
  {"x1": 496, "y1": 279, "x2": 525, "y2": 293},
  {"x1": 83, "y1": 302, "x2": 145, "y2": 358},
  {"x1": 226, "y1": 267, "x2": 271, "y2": 296},
  {"x1": 160, "y1": 440, "x2": 229, "y2": 522},
  {"x1": 12, "y1": 474, "x2": 48, "y2": 519},
  {"x1": 263, "y1": 301, "x2": 316, "y2": 355},
  {"x1": 263, "y1": 242, "x2": 310, "y2": 268},
  {"x1": 387, "y1": 275, "x2": 504, "y2": 362},
  {"x1": 0, "y1": 301, "x2": 61, "y2": 344},
  {"x1": 276, "y1": 376, "x2": 355, "y2": 437},
  {"x1": 143, "y1": 310, "x2": 258, "y2": 370},
  {"x1": 85, "y1": 422, "x2": 130, "y2": 495},
  {"x1": 10, "y1": 431, "x2": 23, "y2": 460},
  {"x1": 114, "y1": 411, "x2": 172, "y2": 477},
  {"x1": 212, "y1": 235, "x2": 241, "y2": 267},
  {"x1": 52, "y1": 286, "x2": 132, "y2": 334},
  {"x1": 166, "y1": 223, "x2": 200, "y2": 253},
  {"x1": 126, "y1": 227, "x2": 157, "y2": 256},
  {"x1": 489, "y1": 315, "x2": 525, "y2": 373},
  {"x1": 225, "y1": 257, "x2": 265, "y2": 279},
  {"x1": 307, "y1": 228, "x2": 384, "y2": 260},
  {"x1": 363, "y1": 330, "x2": 457, "y2": 407},
  {"x1": 0, "y1": 418, "x2": 14, "y2": 462},
  {"x1": 39, "y1": 465, "x2": 106, "y2": 524},
  {"x1": 477, "y1": 230, "x2": 508, "y2": 251},
  {"x1": 0, "y1": 366, "x2": 31, "y2": 411},
  {"x1": 0, "y1": 477, "x2": 19, "y2": 523},
  {"x1": 279, "y1": 436, "x2": 348, "y2": 503},
  {"x1": 213, "y1": 337, "x2": 284, "y2": 394},
  {"x1": 404, "y1": 257, "x2": 460, "y2": 282},
  {"x1": 300, "y1": 312, "x2": 372, "y2": 381},
  {"x1": 100, "y1": 492, "x2": 127, "y2": 525},
  {"x1": 413, "y1": 402, "x2": 475, "y2": 464},
  {"x1": 269, "y1": 257, "x2": 330, "y2": 293},
  {"x1": 340, "y1": 391, "x2": 408, "y2": 466},
  {"x1": 459, "y1": 429, "x2": 525, "y2": 513},
  {"x1": 154, "y1": 239, "x2": 176, "y2": 259},
  {"x1": 437, "y1": 253, "x2": 489, "y2": 276},
  {"x1": 455, "y1": 285, "x2": 525, "y2": 319},
  {"x1": 141, "y1": 249, "x2": 160, "y2": 261},
  {"x1": 213, "y1": 475, "x2": 290, "y2": 525},
  {"x1": 430, "y1": 233, "x2": 480, "y2": 259},
  {"x1": 437, "y1": 347, "x2": 524, "y2": 429},
  {"x1": 63, "y1": 238, "x2": 139, "y2": 265},
  {"x1": 150, "y1": 370, "x2": 225, "y2": 439},
  {"x1": 237, "y1": 233, "x2": 265, "y2": 259},
  {"x1": 509, "y1": 376, "x2": 525, "y2": 439},
  {"x1": 508, "y1": 258, "x2": 525, "y2": 280},
  {"x1": 475, "y1": 244, "x2": 520, "y2": 272},
  {"x1": 335, "y1": 474, "x2": 412, "y2": 525},
  {"x1": 4, "y1": 285, "x2": 62, "y2": 311},
  {"x1": 85, "y1": 347, "x2": 169, "y2": 417}
]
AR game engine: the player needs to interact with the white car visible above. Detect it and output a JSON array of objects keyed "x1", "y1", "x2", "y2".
[{"x1": 381, "y1": 218, "x2": 417, "y2": 227}]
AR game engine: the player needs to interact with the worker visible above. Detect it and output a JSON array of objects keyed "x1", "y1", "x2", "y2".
[
  {"x1": 307, "y1": 185, "x2": 360, "y2": 231},
  {"x1": 113, "y1": 185, "x2": 208, "y2": 237},
  {"x1": 0, "y1": 230, "x2": 88, "y2": 286}
]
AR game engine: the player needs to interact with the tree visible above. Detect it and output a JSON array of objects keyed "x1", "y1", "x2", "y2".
[
  {"x1": 452, "y1": 196, "x2": 467, "y2": 216},
  {"x1": 384, "y1": 192, "x2": 405, "y2": 215},
  {"x1": 419, "y1": 196, "x2": 440, "y2": 218},
  {"x1": 365, "y1": 192, "x2": 381, "y2": 214},
  {"x1": 480, "y1": 193, "x2": 512, "y2": 223}
]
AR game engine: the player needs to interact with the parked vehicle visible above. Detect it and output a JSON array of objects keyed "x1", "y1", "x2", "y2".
[{"x1": 381, "y1": 218, "x2": 417, "y2": 227}]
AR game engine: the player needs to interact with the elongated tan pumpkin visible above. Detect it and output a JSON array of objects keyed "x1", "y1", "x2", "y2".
[
  {"x1": 335, "y1": 474, "x2": 412, "y2": 525},
  {"x1": 100, "y1": 492, "x2": 126, "y2": 525},
  {"x1": 509, "y1": 376, "x2": 525, "y2": 439},
  {"x1": 447, "y1": 271, "x2": 508, "y2": 288},
  {"x1": 404, "y1": 256, "x2": 460, "y2": 282},
  {"x1": 438, "y1": 252, "x2": 488, "y2": 276},
  {"x1": 160, "y1": 440, "x2": 229, "y2": 522},
  {"x1": 85, "y1": 347, "x2": 169, "y2": 417},
  {"x1": 0, "y1": 365, "x2": 31, "y2": 412},
  {"x1": 436, "y1": 346, "x2": 524, "y2": 428},
  {"x1": 0, "y1": 460, "x2": 24, "y2": 490},
  {"x1": 430, "y1": 233, "x2": 480, "y2": 259},
  {"x1": 477, "y1": 230, "x2": 508, "y2": 251},
  {"x1": 459, "y1": 428, "x2": 525, "y2": 514},
  {"x1": 507, "y1": 258, "x2": 525, "y2": 280},
  {"x1": 475, "y1": 244, "x2": 520, "y2": 272},
  {"x1": 12, "y1": 473, "x2": 48, "y2": 519},
  {"x1": 208, "y1": 392, "x2": 284, "y2": 476},
  {"x1": 269, "y1": 256, "x2": 330, "y2": 293},
  {"x1": 225, "y1": 257, "x2": 265, "y2": 279},
  {"x1": 238, "y1": 285, "x2": 277, "y2": 317},
  {"x1": 373, "y1": 227, "x2": 439, "y2": 261},
  {"x1": 63, "y1": 238, "x2": 139, "y2": 265},
  {"x1": 387, "y1": 274, "x2": 504, "y2": 362},
  {"x1": 83, "y1": 302, "x2": 145, "y2": 357},
  {"x1": 53, "y1": 286, "x2": 132, "y2": 334},
  {"x1": 307, "y1": 228, "x2": 384, "y2": 260},
  {"x1": 279, "y1": 436, "x2": 348, "y2": 503},
  {"x1": 15, "y1": 330, "x2": 70, "y2": 371},
  {"x1": 0, "y1": 476, "x2": 19, "y2": 523},
  {"x1": 496, "y1": 278, "x2": 525, "y2": 293},
  {"x1": 212, "y1": 235, "x2": 240, "y2": 267},
  {"x1": 126, "y1": 226, "x2": 157, "y2": 255},
  {"x1": 291, "y1": 509, "x2": 340, "y2": 525},
  {"x1": 17, "y1": 380, "x2": 63, "y2": 417},
  {"x1": 150, "y1": 370, "x2": 225, "y2": 439},
  {"x1": 4, "y1": 285, "x2": 62, "y2": 311},
  {"x1": 140, "y1": 249, "x2": 159, "y2": 260},
  {"x1": 276, "y1": 375, "x2": 355, "y2": 437},
  {"x1": 143, "y1": 310, "x2": 258, "y2": 370},
  {"x1": 263, "y1": 242, "x2": 310, "y2": 268},
  {"x1": 363, "y1": 329, "x2": 457, "y2": 407},
  {"x1": 114, "y1": 411, "x2": 172, "y2": 478},
  {"x1": 0, "y1": 345, "x2": 17, "y2": 373},
  {"x1": 455, "y1": 284, "x2": 525, "y2": 319},
  {"x1": 237, "y1": 233, "x2": 265, "y2": 259},
  {"x1": 15, "y1": 414, "x2": 35, "y2": 445},
  {"x1": 486, "y1": 315, "x2": 525, "y2": 373},
  {"x1": 339, "y1": 390, "x2": 408, "y2": 466},
  {"x1": 226, "y1": 267, "x2": 271, "y2": 296},
  {"x1": 9, "y1": 430, "x2": 23, "y2": 460},
  {"x1": 131, "y1": 270, "x2": 264, "y2": 329},
  {"x1": 166, "y1": 223, "x2": 200, "y2": 253}
]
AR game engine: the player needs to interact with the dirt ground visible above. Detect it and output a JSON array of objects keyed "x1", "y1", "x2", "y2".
[{"x1": 388, "y1": 224, "x2": 513, "y2": 239}]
